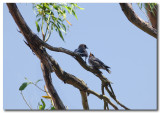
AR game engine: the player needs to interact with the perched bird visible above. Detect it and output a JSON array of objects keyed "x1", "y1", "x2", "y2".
[
  {"x1": 88, "y1": 52, "x2": 111, "y2": 74},
  {"x1": 74, "y1": 44, "x2": 88, "y2": 62}
]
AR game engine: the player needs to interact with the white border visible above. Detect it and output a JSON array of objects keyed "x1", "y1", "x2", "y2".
[{"x1": 1, "y1": 0, "x2": 159, "y2": 113}]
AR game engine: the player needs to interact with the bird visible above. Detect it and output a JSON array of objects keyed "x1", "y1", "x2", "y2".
[
  {"x1": 74, "y1": 44, "x2": 88, "y2": 62},
  {"x1": 88, "y1": 52, "x2": 111, "y2": 74}
]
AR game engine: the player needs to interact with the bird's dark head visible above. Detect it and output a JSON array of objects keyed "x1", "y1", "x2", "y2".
[
  {"x1": 89, "y1": 52, "x2": 94, "y2": 57},
  {"x1": 79, "y1": 44, "x2": 88, "y2": 49}
]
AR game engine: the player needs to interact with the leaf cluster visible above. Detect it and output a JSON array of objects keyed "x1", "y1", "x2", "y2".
[
  {"x1": 19, "y1": 77, "x2": 55, "y2": 110},
  {"x1": 137, "y1": 3, "x2": 157, "y2": 16},
  {"x1": 33, "y1": 3, "x2": 84, "y2": 42}
]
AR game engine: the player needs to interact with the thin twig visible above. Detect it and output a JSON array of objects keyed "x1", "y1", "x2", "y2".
[
  {"x1": 105, "y1": 86, "x2": 129, "y2": 110},
  {"x1": 87, "y1": 89, "x2": 118, "y2": 110},
  {"x1": 20, "y1": 91, "x2": 32, "y2": 110},
  {"x1": 101, "y1": 82, "x2": 109, "y2": 110},
  {"x1": 32, "y1": 83, "x2": 46, "y2": 92}
]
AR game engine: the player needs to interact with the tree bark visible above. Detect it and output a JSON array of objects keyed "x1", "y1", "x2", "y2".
[
  {"x1": 80, "y1": 90, "x2": 89, "y2": 110},
  {"x1": 120, "y1": 3, "x2": 157, "y2": 39},
  {"x1": 145, "y1": 3, "x2": 157, "y2": 29}
]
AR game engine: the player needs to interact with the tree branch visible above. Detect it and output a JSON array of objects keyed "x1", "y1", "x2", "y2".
[
  {"x1": 7, "y1": 3, "x2": 129, "y2": 110},
  {"x1": 104, "y1": 86, "x2": 129, "y2": 110},
  {"x1": 87, "y1": 89, "x2": 118, "y2": 110},
  {"x1": 46, "y1": 53, "x2": 119, "y2": 109},
  {"x1": 41, "y1": 63, "x2": 66, "y2": 109},
  {"x1": 7, "y1": 3, "x2": 66, "y2": 110},
  {"x1": 42, "y1": 42, "x2": 113, "y2": 84},
  {"x1": 43, "y1": 41, "x2": 130, "y2": 110},
  {"x1": 119, "y1": 3, "x2": 157, "y2": 38},
  {"x1": 80, "y1": 90, "x2": 89, "y2": 110},
  {"x1": 101, "y1": 82, "x2": 109, "y2": 110}
]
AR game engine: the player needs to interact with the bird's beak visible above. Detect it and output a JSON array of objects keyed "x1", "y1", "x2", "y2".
[
  {"x1": 89, "y1": 52, "x2": 92, "y2": 57},
  {"x1": 86, "y1": 46, "x2": 88, "y2": 49}
]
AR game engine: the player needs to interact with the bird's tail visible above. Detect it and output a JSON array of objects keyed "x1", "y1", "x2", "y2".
[{"x1": 104, "y1": 66, "x2": 111, "y2": 74}]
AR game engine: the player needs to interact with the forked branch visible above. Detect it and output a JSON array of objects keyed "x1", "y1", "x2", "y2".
[
  {"x1": 7, "y1": 3, "x2": 66, "y2": 110},
  {"x1": 120, "y1": 3, "x2": 157, "y2": 38},
  {"x1": 7, "y1": 3, "x2": 129, "y2": 110}
]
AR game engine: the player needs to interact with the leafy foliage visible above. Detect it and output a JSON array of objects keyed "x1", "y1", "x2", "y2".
[
  {"x1": 146, "y1": 3, "x2": 157, "y2": 16},
  {"x1": 137, "y1": 3, "x2": 157, "y2": 16},
  {"x1": 33, "y1": 3, "x2": 84, "y2": 42},
  {"x1": 19, "y1": 77, "x2": 56, "y2": 110}
]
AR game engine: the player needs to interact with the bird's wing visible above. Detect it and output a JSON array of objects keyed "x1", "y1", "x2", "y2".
[
  {"x1": 89, "y1": 57, "x2": 102, "y2": 67},
  {"x1": 93, "y1": 57, "x2": 104, "y2": 65},
  {"x1": 75, "y1": 48, "x2": 88, "y2": 57},
  {"x1": 74, "y1": 48, "x2": 83, "y2": 53},
  {"x1": 93, "y1": 57, "x2": 110, "y2": 68}
]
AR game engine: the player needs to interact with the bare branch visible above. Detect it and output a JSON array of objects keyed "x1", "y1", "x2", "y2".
[
  {"x1": 20, "y1": 91, "x2": 32, "y2": 110},
  {"x1": 80, "y1": 90, "x2": 89, "y2": 110},
  {"x1": 120, "y1": 3, "x2": 157, "y2": 38},
  {"x1": 41, "y1": 63, "x2": 66, "y2": 109},
  {"x1": 46, "y1": 53, "x2": 89, "y2": 91},
  {"x1": 101, "y1": 82, "x2": 109, "y2": 110},
  {"x1": 42, "y1": 42, "x2": 113, "y2": 83},
  {"x1": 87, "y1": 89, "x2": 118, "y2": 110},
  {"x1": 104, "y1": 86, "x2": 129, "y2": 110},
  {"x1": 46, "y1": 53, "x2": 119, "y2": 109},
  {"x1": 40, "y1": 35, "x2": 130, "y2": 110},
  {"x1": 43, "y1": 41, "x2": 130, "y2": 110}
]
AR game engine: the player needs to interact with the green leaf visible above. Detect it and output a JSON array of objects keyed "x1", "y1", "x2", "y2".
[
  {"x1": 19, "y1": 82, "x2": 30, "y2": 91},
  {"x1": 65, "y1": 6, "x2": 72, "y2": 14},
  {"x1": 33, "y1": 3, "x2": 84, "y2": 42},
  {"x1": 140, "y1": 3, "x2": 143, "y2": 9},
  {"x1": 44, "y1": 3, "x2": 52, "y2": 11},
  {"x1": 38, "y1": 99, "x2": 46, "y2": 110},
  {"x1": 35, "y1": 79, "x2": 42, "y2": 84},
  {"x1": 137, "y1": 3, "x2": 143, "y2": 9},
  {"x1": 61, "y1": 23, "x2": 66, "y2": 32},
  {"x1": 60, "y1": 27, "x2": 66, "y2": 34},
  {"x1": 58, "y1": 29, "x2": 64, "y2": 41},
  {"x1": 72, "y1": 10, "x2": 78, "y2": 19},
  {"x1": 78, "y1": 7, "x2": 84, "y2": 10},
  {"x1": 40, "y1": 99, "x2": 46, "y2": 110},
  {"x1": 37, "y1": 18, "x2": 41, "y2": 22},
  {"x1": 35, "y1": 21, "x2": 40, "y2": 32},
  {"x1": 36, "y1": 14, "x2": 41, "y2": 18},
  {"x1": 51, "y1": 23, "x2": 54, "y2": 31},
  {"x1": 39, "y1": 105, "x2": 43, "y2": 110},
  {"x1": 51, "y1": 106, "x2": 55, "y2": 110},
  {"x1": 53, "y1": 4, "x2": 59, "y2": 10},
  {"x1": 37, "y1": 4, "x2": 43, "y2": 9}
]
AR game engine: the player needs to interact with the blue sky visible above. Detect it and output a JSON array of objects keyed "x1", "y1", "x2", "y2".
[{"x1": 3, "y1": 3, "x2": 157, "y2": 110}]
